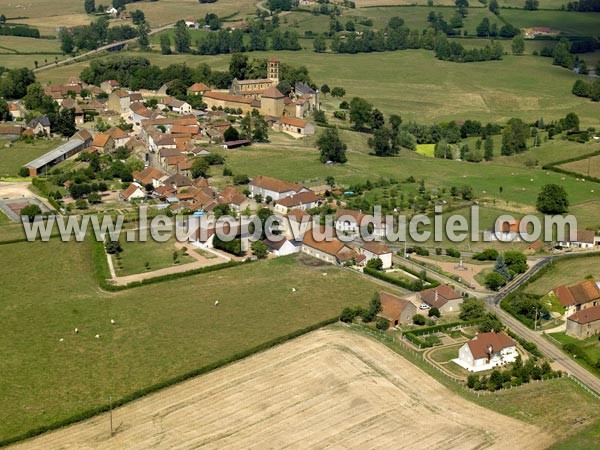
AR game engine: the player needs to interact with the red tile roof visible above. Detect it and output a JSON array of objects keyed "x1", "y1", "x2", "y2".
[
  {"x1": 361, "y1": 242, "x2": 391, "y2": 255},
  {"x1": 553, "y1": 280, "x2": 600, "y2": 307},
  {"x1": 378, "y1": 292, "x2": 413, "y2": 323},
  {"x1": 568, "y1": 305, "x2": 600, "y2": 324},
  {"x1": 250, "y1": 176, "x2": 302, "y2": 194},
  {"x1": 420, "y1": 285, "x2": 462, "y2": 308},
  {"x1": 467, "y1": 332, "x2": 516, "y2": 360}
]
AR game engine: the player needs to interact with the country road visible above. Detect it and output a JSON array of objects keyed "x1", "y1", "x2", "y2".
[
  {"x1": 33, "y1": 23, "x2": 175, "y2": 73},
  {"x1": 394, "y1": 250, "x2": 600, "y2": 395}
]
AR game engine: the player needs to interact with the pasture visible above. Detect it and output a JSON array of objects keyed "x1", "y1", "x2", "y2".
[
  {"x1": 558, "y1": 153, "x2": 600, "y2": 179},
  {"x1": 12, "y1": 328, "x2": 555, "y2": 450},
  {"x1": 0, "y1": 36, "x2": 61, "y2": 53},
  {"x1": 37, "y1": 49, "x2": 600, "y2": 126},
  {"x1": 0, "y1": 240, "x2": 390, "y2": 442},
  {"x1": 501, "y1": 9, "x2": 600, "y2": 37},
  {"x1": 524, "y1": 255, "x2": 600, "y2": 295},
  {"x1": 0, "y1": 139, "x2": 59, "y2": 178}
]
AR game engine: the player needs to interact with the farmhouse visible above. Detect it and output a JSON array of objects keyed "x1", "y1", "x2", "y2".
[
  {"x1": 558, "y1": 230, "x2": 598, "y2": 249},
  {"x1": 100, "y1": 79, "x2": 120, "y2": 93},
  {"x1": 91, "y1": 133, "x2": 114, "y2": 154},
  {"x1": 25, "y1": 139, "x2": 86, "y2": 176},
  {"x1": 108, "y1": 90, "x2": 132, "y2": 113},
  {"x1": 273, "y1": 190, "x2": 320, "y2": 214},
  {"x1": 121, "y1": 183, "x2": 146, "y2": 202},
  {"x1": 418, "y1": 285, "x2": 463, "y2": 313},
  {"x1": 249, "y1": 176, "x2": 307, "y2": 201},
  {"x1": 455, "y1": 332, "x2": 518, "y2": 372},
  {"x1": 552, "y1": 280, "x2": 600, "y2": 317},
  {"x1": 334, "y1": 208, "x2": 365, "y2": 234},
  {"x1": 0, "y1": 125, "x2": 23, "y2": 140},
  {"x1": 377, "y1": 292, "x2": 417, "y2": 328},
  {"x1": 301, "y1": 228, "x2": 358, "y2": 265},
  {"x1": 523, "y1": 27, "x2": 560, "y2": 39},
  {"x1": 27, "y1": 117, "x2": 51, "y2": 136},
  {"x1": 566, "y1": 305, "x2": 600, "y2": 339},
  {"x1": 132, "y1": 166, "x2": 168, "y2": 188},
  {"x1": 188, "y1": 82, "x2": 211, "y2": 96},
  {"x1": 275, "y1": 117, "x2": 315, "y2": 137},
  {"x1": 359, "y1": 242, "x2": 393, "y2": 269},
  {"x1": 483, "y1": 219, "x2": 524, "y2": 242}
]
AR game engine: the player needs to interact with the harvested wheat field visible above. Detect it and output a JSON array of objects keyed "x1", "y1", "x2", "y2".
[{"x1": 15, "y1": 328, "x2": 554, "y2": 450}]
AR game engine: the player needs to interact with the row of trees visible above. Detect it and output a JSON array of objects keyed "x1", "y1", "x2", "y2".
[
  {"x1": 467, "y1": 357, "x2": 559, "y2": 392},
  {"x1": 572, "y1": 78, "x2": 600, "y2": 102},
  {"x1": 59, "y1": 16, "x2": 138, "y2": 53}
]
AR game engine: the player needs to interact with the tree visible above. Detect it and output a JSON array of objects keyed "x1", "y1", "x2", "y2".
[
  {"x1": 84, "y1": 0, "x2": 96, "y2": 13},
  {"x1": 191, "y1": 157, "x2": 209, "y2": 179},
  {"x1": 501, "y1": 118, "x2": 529, "y2": 155},
  {"x1": 174, "y1": 20, "x2": 191, "y2": 53},
  {"x1": 59, "y1": 29, "x2": 75, "y2": 54},
  {"x1": 536, "y1": 184, "x2": 569, "y2": 214},
  {"x1": 0, "y1": 14, "x2": 6, "y2": 24},
  {"x1": 428, "y1": 307, "x2": 440, "y2": 318},
  {"x1": 137, "y1": 23, "x2": 150, "y2": 49},
  {"x1": 251, "y1": 240, "x2": 269, "y2": 259},
  {"x1": 552, "y1": 39, "x2": 573, "y2": 68},
  {"x1": 131, "y1": 10, "x2": 145, "y2": 25},
  {"x1": 413, "y1": 314, "x2": 426, "y2": 325},
  {"x1": 494, "y1": 255, "x2": 512, "y2": 281},
  {"x1": 105, "y1": 239, "x2": 122, "y2": 255},
  {"x1": 484, "y1": 136, "x2": 494, "y2": 160},
  {"x1": 376, "y1": 317, "x2": 390, "y2": 331},
  {"x1": 331, "y1": 86, "x2": 346, "y2": 98},
  {"x1": 349, "y1": 97, "x2": 373, "y2": 130},
  {"x1": 160, "y1": 34, "x2": 172, "y2": 55},
  {"x1": 504, "y1": 250, "x2": 527, "y2": 274},
  {"x1": 459, "y1": 297, "x2": 486, "y2": 320},
  {"x1": 20, "y1": 204, "x2": 42, "y2": 222},
  {"x1": 224, "y1": 126, "x2": 240, "y2": 142},
  {"x1": 524, "y1": 0, "x2": 539, "y2": 10},
  {"x1": 479, "y1": 313, "x2": 503, "y2": 332},
  {"x1": 0, "y1": 99, "x2": 11, "y2": 121},
  {"x1": 313, "y1": 34, "x2": 327, "y2": 53},
  {"x1": 54, "y1": 108, "x2": 76, "y2": 136},
  {"x1": 572, "y1": 80, "x2": 590, "y2": 98},
  {"x1": 229, "y1": 53, "x2": 248, "y2": 80},
  {"x1": 512, "y1": 34, "x2": 524, "y2": 55},
  {"x1": 317, "y1": 127, "x2": 347, "y2": 164},
  {"x1": 340, "y1": 307, "x2": 360, "y2": 323},
  {"x1": 369, "y1": 127, "x2": 399, "y2": 157},
  {"x1": 485, "y1": 272, "x2": 506, "y2": 290},
  {"x1": 488, "y1": 0, "x2": 499, "y2": 14},
  {"x1": 320, "y1": 84, "x2": 330, "y2": 97},
  {"x1": 366, "y1": 257, "x2": 383, "y2": 270}
]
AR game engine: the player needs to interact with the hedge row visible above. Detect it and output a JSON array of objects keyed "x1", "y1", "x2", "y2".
[
  {"x1": 90, "y1": 236, "x2": 249, "y2": 292},
  {"x1": 542, "y1": 149, "x2": 600, "y2": 185},
  {"x1": 364, "y1": 267, "x2": 433, "y2": 291},
  {"x1": 506, "y1": 329, "x2": 544, "y2": 358},
  {"x1": 0, "y1": 316, "x2": 340, "y2": 447},
  {"x1": 394, "y1": 263, "x2": 441, "y2": 287}
]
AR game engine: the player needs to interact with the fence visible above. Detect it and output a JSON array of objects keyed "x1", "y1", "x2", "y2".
[{"x1": 567, "y1": 375, "x2": 600, "y2": 401}]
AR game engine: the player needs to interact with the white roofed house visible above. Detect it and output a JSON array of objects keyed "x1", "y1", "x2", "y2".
[
  {"x1": 248, "y1": 176, "x2": 307, "y2": 201},
  {"x1": 455, "y1": 332, "x2": 518, "y2": 373},
  {"x1": 262, "y1": 237, "x2": 302, "y2": 257}
]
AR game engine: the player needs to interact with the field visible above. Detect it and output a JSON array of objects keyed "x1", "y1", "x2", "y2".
[
  {"x1": 36, "y1": 49, "x2": 600, "y2": 126},
  {"x1": 501, "y1": 9, "x2": 600, "y2": 37},
  {"x1": 416, "y1": 143, "x2": 435, "y2": 157},
  {"x1": 0, "y1": 36, "x2": 61, "y2": 53},
  {"x1": 493, "y1": 139, "x2": 600, "y2": 169},
  {"x1": 214, "y1": 143, "x2": 600, "y2": 207},
  {"x1": 559, "y1": 153, "x2": 600, "y2": 179},
  {"x1": 0, "y1": 140, "x2": 59, "y2": 177},
  {"x1": 0, "y1": 239, "x2": 394, "y2": 442},
  {"x1": 112, "y1": 237, "x2": 195, "y2": 277},
  {"x1": 13, "y1": 328, "x2": 555, "y2": 450},
  {"x1": 524, "y1": 255, "x2": 600, "y2": 295}
]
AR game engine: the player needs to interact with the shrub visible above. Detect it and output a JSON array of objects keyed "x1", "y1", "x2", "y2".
[
  {"x1": 376, "y1": 317, "x2": 390, "y2": 330},
  {"x1": 473, "y1": 249, "x2": 499, "y2": 261},
  {"x1": 445, "y1": 248, "x2": 461, "y2": 258},
  {"x1": 428, "y1": 307, "x2": 440, "y2": 318},
  {"x1": 412, "y1": 314, "x2": 426, "y2": 325}
]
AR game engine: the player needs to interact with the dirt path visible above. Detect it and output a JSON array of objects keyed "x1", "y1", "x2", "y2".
[{"x1": 13, "y1": 328, "x2": 555, "y2": 450}]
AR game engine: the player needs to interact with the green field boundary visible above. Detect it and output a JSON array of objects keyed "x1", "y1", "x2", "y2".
[
  {"x1": 0, "y1": 316, "x2": 342, "y2": 448},
  {"x1": 542, "y1": 149, "x2": 600, "y2": 184}
]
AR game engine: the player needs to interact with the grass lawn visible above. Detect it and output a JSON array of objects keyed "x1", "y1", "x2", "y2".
[
  {"x1": 0, "y1": 239, "x2": 394, "y2": 442},
  {"x1": 525, "y1": 255, "x2": 600, "y2": 295},
  {"x1": 36, "y1": 48, "x2": 600, "y2": 127},
  {"x1": 429, "y1": 343, "x2": 462, "y2": 363},
  {"x1": 416, "y1": 143, "x2": 435, "y2": 157},
  {"x1": 112, "y1": 236, "x2": 196, "y2": 276},
  {"x1": 0, "y1": 139, "x2": 60, "y2": 177},
  {"x1": 548, "y1": 332, "x2": 600, "y2": 378},
  {"x1": 493, "y1": 139, "x2": 600, "y2": 169},
  {"x1": 0, "y1": 210, "x2": 11, "y2": 225}
]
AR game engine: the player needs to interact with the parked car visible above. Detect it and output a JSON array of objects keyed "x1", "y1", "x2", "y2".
[{"x1": 419, "y1": 304, "x2": 430, "y2": 310}]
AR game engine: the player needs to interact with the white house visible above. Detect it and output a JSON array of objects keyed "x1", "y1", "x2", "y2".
[
  {"x1": 483, "y1": 219, "x2": 524, "y2": 242},
  {"x1": 262, "y1": 237, "x2": 302, "y2": 256},
  {"x1": 273, "y1": 190, "x2": 319, "y2": 214},
  {"x1": 454, "y1": 332, "x2": 518, "y2": 373},
  {"x1": 334, "y1": 208, "x2": 365, "y2": 235},
  {"x1": 558, "y1": 230, "x2": 598, "y2": 249},
  {"x1": 121, "y1": 183, "x2": 146, "y2": 202},
  {"x1": 249, "y1": 176, "x2": 306, "y2": 201},
  {"x1": 360, "y1": 242, "x2": 392, "y2": 269}
]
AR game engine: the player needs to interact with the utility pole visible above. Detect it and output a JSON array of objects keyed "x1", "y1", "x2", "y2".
[
  {"x1": 534, "y1": 306, "x2": 538, "y2": 331},
  {"x1": 109, "y1": 395, "x2": 113, "y2": 437}
]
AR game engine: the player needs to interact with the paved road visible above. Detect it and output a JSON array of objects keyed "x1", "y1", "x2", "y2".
[{"x1": 33, "y1": 23, "x2": 175, "y2": 73}]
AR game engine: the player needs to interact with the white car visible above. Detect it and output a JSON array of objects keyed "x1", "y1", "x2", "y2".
[{"x1": 419, "y1": 304, "x2": 430, "y2": 310}]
